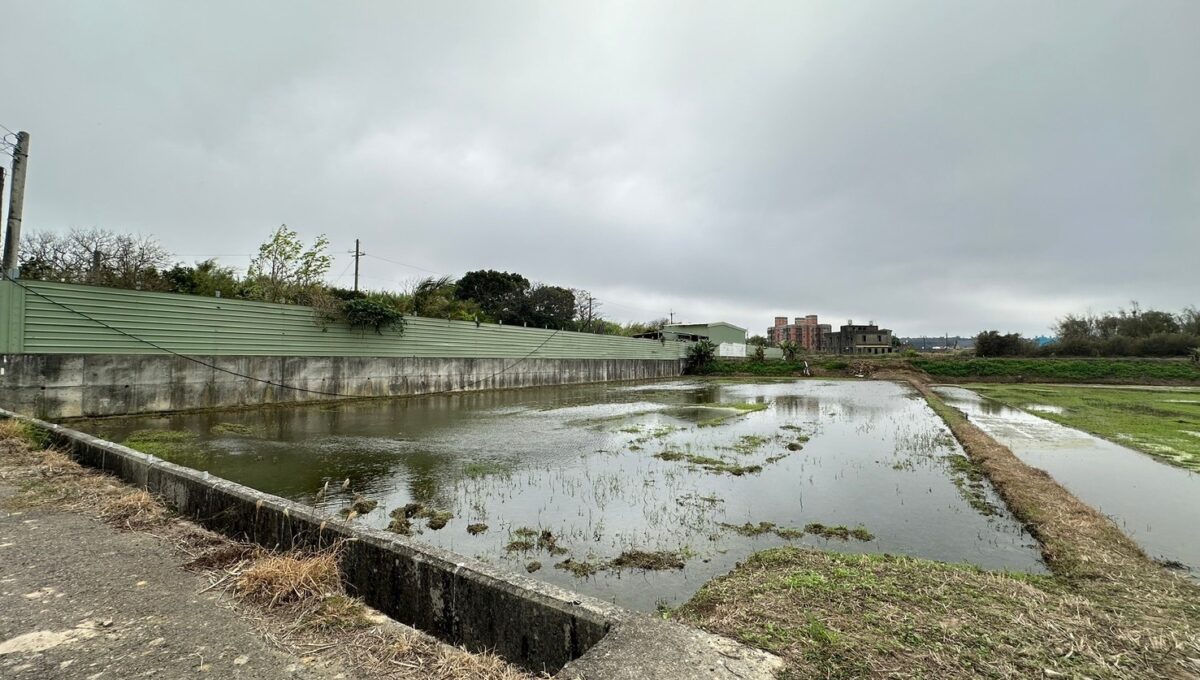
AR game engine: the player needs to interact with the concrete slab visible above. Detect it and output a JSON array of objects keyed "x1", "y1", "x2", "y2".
[{"x1": 556, "y1": 616, "x2": 783, "y2": 679}]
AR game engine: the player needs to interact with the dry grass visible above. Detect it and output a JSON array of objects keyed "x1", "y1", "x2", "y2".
[
  {"x1": 99, "y1": 490, "x2": 168, "y2": 528},
  {"x1": 235, "y1": 550, "x2": 342, "y2": 608}
]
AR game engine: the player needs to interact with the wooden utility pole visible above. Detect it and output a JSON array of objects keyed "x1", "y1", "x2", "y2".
[
  {"x1": 2, "y1": 132, "x2": 30, "y2": 280},
  {"x1": 0, "y1": 167, "x2": 6, "y2": 245}
]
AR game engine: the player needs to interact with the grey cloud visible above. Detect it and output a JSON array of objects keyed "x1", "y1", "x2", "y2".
[{"x1": 2, "y1": 0, "x2": 1196, "y2": 337}]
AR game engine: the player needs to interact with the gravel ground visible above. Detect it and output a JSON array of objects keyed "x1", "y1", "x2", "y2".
[{"x1": 0, "y1": 482, "x2": 348, "y2": 680}]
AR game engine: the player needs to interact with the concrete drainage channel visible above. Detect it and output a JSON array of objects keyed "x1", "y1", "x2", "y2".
[{"x1": 0, "y1": 408, "x2": 782, "y2": 679}]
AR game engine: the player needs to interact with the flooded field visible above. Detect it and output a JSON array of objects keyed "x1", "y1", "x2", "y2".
[
  {"x1": 81, "y1": 379, "x2": 1043, "y2": 611},
  {"x1": 935, "y1": 386, "x2": 1199, "y2": 575}
]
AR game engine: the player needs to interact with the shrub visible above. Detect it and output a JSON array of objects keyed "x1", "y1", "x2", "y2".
[
  {"x1": 341, "y1": 298, "x2": 405, "y2": 334},
  {"x1": 685, "y1": 340, "x2": 718, "y2": 374}
]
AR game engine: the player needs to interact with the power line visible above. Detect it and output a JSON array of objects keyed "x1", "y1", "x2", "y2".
[
  {"x1": 361, "y1": 253, "x2": 444, "y2": 276},
  {"x1": 1, "y1": 273, "x2": 564, "y2": 401}
]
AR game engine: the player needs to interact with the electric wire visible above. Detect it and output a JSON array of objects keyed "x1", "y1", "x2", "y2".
[{"x1": 1, "y1": 273, "x2": 564, "y2": 401}]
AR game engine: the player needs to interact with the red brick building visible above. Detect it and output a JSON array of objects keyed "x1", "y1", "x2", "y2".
[{"x1": 767, "y1": 315, "x2": 830, "y2": 351}]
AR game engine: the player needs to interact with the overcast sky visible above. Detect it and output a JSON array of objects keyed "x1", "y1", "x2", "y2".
[{"x1": 2, "y1": 1, "x2": 1196, "y2": 337}]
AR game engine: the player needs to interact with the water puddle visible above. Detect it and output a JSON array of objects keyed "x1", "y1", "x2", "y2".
[
  {"x1": 934, "y1": 386, "x2": 1199, "y2": 576},
  {"x1": 80, "y1": 379, "x2": 1044, "y2": 611}
]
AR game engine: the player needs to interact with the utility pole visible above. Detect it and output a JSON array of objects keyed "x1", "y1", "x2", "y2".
[
  {"x1": 2, "y1": 131, "x2": 30, "y2": 280},
  {"x1": 349, "y1": 239, "x2": 364, "y2": 293},
  {"x1": 669, "y1": 309, "x2": 674, "y2": 324}
]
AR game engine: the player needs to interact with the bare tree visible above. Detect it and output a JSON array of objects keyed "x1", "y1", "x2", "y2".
[{"x1": 20, "y1": 228, "x2": 172, "y2": 289}]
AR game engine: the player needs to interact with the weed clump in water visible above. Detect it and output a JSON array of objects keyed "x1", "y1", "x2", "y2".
[
  {"x1": 804, "y1": 523, "x2": 874, "y2": 541},
  {"x1": 555, "y1": 558, "x2": 600, "y2": 577},
  {"x1": 525, "y1": 561, "x2": 542, "y2": 573},
  {"x1": 209, "y1": 422, "x2": 264, "y2": 438},
  {"x1": 610, "y1": 550, "x2": 686, "y2": 571},
  {"x1": 721, "y1": 521, "x2": 805, "y2": 540},
  {"x1": 467, "y1": 523, "x2": 488, "y2": 535},
  {"x1": 387, "y1": 507, "x2": 414, "y2": 535},
  {"x1": 418, "y1": 508, "x2": 453, "y2": 530},
  {"x1": 122, "y1": 429, "x2": 199, "y2": 458},
  {"x1": 945, "y1": 454, "x2": 1000, "y2": 516},
  {"x1": 537, "y1": 529, "x2": 568, "y2": 555}
]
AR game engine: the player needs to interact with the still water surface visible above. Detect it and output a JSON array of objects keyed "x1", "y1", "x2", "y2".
[
  {"x1": 935, "y1": 386, "x2": 1199, "y2": 576},
  {"x1": 84, "y1": 379, "x2": 1044, "y2": 610}
]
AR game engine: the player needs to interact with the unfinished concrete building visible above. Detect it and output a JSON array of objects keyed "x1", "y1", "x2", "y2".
[
  {"x1": 767, "y1": 315, "x2": 831, "y2": 351},
  {"x1": 822, "y1": 322, "x2": 896, "y2": 355}
]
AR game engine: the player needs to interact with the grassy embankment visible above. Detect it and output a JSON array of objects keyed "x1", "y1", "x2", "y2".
[
  {"x1": 676, "y1": 379, "x2": 1200, "y2": 679},
  {"x1": 966, "y1": 384, "x2": 1200, "y2": 471}
]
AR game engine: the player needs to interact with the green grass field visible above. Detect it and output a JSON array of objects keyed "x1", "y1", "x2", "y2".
[
  {"x1": 968, "y1": 384, "x2": 1200, "y2": 471},
  {"x1": 913, "y1": 357, "x2": 1200, "y2": 383}
]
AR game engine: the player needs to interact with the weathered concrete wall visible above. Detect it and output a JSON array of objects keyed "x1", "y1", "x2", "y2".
[
  {"x1": 0, "y1": 354, "x2": 684, "y2": 419},
  {"x1": 0, "y1": 410, "x2": 781, "y2": 678}
]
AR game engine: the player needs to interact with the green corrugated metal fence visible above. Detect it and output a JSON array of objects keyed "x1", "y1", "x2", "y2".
[{"x1": 0, "y1": 280, "x2": 689, "y2": 360}]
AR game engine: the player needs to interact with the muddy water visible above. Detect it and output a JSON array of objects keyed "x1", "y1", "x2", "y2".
[
  {"x1": 935, "y1": 386, "x2": 1200, "y2": 575},
  {"x1": 82, "y1": 379, "x2": 1043, "y2": 611}
]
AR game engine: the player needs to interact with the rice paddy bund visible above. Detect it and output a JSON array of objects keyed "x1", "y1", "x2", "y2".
[{"x1": 82, "y1": 379, "x2": 1044, "y2": 611}]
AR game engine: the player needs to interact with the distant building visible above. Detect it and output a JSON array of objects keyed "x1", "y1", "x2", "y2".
[
  {"x1": 767, "y1": 315, "x2": 831, "y2": 351},
  {"x1": 823, "y1": 322, "x2": 896, "y2": 355},
  {"x1": 639, "y1": 322, "x2": 749, "y2": 358}
]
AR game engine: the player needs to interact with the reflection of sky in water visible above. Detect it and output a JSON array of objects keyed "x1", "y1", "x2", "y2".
[
  {"x1": 935, "y1": 387, "x2": 1199, "y2": 577},
  {"x1": 85, "y1": 379, "x2": 1044, "y2": 611}
]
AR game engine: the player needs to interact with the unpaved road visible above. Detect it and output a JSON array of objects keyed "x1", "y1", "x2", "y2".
[{"x1": 0, "y1": 484, "x2": 346, "y2": 680}]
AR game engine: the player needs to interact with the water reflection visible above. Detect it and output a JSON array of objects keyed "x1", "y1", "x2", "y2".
[
  {"x1": 82, "y1": 379, "x2": 1045, "y2": 611},
  {"x1": 934, "y1": 386, "x2": 1199, "y2": 577}
]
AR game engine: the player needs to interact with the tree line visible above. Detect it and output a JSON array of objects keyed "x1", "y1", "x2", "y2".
[
  {"x1": 17, "y1": 226, "x2": 666, "y2": 336},
  {"x1": 976, "y1": 303, "x2": 1200, "y2": 358}
]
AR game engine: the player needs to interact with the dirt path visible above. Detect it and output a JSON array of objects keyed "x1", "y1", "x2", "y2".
[{"x1": 0, "y1": 482, "x2": 347, "y2": 679}]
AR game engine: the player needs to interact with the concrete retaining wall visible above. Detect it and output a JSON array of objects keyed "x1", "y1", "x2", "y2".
[
  {"x1": 0, "y1": 354, "x2": 684, "y2": 419},
  {"x1": 0, "y1": 410, "x2": 781, "y2": 678}
]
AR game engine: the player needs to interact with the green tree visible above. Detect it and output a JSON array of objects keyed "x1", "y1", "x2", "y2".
[
  {"x1": 455, "y1": 270, "x2": 530, "y2": 323},
  {"x1": 164, "y1": 259, "x2": 241, "y2": 298},
  {"x1": 246, "y1": 224, "x2": 331, "y2": 303},
  {"x1": 524, "y1": 285, "x2": 576, "y2": 329}
]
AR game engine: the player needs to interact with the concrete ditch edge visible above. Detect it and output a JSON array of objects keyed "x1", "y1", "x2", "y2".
[{"x1": 0, "y1": 408, "x2": 782, "y2": 678}]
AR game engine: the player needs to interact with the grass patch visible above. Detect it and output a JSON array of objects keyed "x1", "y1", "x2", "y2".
[
  {"x1": 679, "y1": 547, "x2": 1199, "y2": 679},
  {"x1": 122, "y1": 429, "x2": 200, "y2": 458},
  {"x1": 914, "y1": 357, "x2": 1200, "y2": 383},
  {"x1": 970, "y1": 383, "x2": 1200, "y2": 471},
  {"x1": 466, "y1": 523, "x2": 488, "y2": 535}
]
